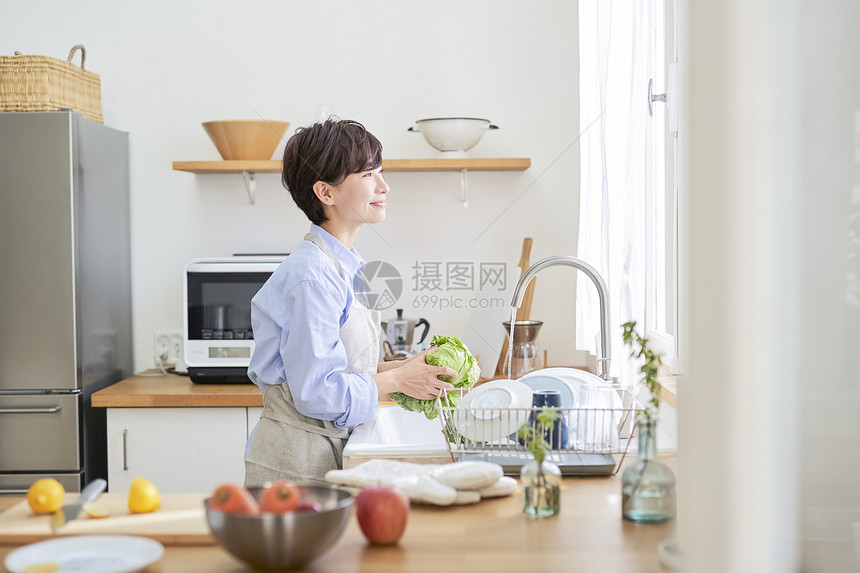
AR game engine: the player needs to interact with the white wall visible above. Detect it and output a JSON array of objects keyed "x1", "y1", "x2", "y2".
[
  {"x1": 680, "y1": 0, "x2": 860, "y2": 570},
  {"x1": 1, "y1": 1, "x2": 588, "y2": 374}
]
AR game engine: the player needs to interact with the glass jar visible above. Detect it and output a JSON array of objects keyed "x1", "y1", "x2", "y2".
[
  {"x1": 520, "y1": 459, "x2": 562, "y2": 518},
  {"x1": 621, "y1": 416, "x2": 676, "y2": 523},
  {"x1": 503, "y1": 320, "x2": 543, "y2": 379}
]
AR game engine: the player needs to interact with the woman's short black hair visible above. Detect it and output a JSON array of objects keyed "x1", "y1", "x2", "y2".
[{"x1": 281, "y1": 118, "x2": 383, "y2": 225}]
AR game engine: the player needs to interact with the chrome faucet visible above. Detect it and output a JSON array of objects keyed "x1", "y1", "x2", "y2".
[{"x1": 510, "y1": 256, "x2": 612, "y2": 380}]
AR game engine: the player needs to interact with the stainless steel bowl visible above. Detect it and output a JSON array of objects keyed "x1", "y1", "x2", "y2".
[{"x1": 204, "y1": 485, "x2": 354, "y2": 571}]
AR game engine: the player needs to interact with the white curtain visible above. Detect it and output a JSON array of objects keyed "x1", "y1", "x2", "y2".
[{"x1": 576, "y1": 1, "x2": 652, "y2": 387}]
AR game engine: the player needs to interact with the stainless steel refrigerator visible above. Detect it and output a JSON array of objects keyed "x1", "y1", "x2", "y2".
[{"x1": 0, "y1": 111, "x2": 132, "y2": 493}]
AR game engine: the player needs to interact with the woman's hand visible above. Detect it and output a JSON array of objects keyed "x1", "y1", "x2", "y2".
[{"x1": 372, "y1": 346, "x2": 457, "y2": 399}]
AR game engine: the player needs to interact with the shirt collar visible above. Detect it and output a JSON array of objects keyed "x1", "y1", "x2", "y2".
[{"x1": 308, "y1": 223, "x2": 364, "y2": 277}]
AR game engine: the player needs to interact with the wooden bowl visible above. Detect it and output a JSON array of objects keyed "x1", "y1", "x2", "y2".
[{"x1": 202, "y1": 120, "x2": 290, "y2": 160}]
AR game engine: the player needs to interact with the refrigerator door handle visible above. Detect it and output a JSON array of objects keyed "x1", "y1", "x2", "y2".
[{"x1": 0, "y1": 405, "x2": 62, "y2": 414}]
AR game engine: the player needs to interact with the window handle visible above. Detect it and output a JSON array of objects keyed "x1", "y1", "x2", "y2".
[
  {"x1": 648, "y1": 78, "x2": 668, "y2": 117},
  {"x1": 648, "y1": 64, "x2": 679, "y2": 133}
]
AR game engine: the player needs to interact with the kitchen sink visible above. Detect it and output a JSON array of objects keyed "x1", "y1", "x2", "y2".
[{"x1": 343, "y1": 406, "x2": 453, "y2": 468}]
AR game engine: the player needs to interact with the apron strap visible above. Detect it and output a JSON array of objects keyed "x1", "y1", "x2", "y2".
[
  {"x1": 305, "y1": 233, "x2": 346, "y2": 279},
  {"x1": 304, "y1": 232, "x2": 372, "y2": 308}
]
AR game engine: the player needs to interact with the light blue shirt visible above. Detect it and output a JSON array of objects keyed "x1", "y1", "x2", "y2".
[{"x1": 247, "y1": 224, "x2": 378, "y2": 429}]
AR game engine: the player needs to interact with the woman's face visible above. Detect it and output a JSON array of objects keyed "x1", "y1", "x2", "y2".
[{"x1": 329, "y1": 167, "x2": 388, "y2": 226}]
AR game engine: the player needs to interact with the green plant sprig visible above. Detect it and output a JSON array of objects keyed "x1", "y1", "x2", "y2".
[
  {"x1": 517, "y1": 409, "x2": 559, "y2": 464},
  {"x1": 621, "y1": 321, "x2": 664, "y2": 423}
]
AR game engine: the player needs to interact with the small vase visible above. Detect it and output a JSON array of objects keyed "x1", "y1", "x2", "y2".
[
  {"x1": 621, "y1": 416, "x2": 676, "y2": 523},
  {"x1": 521, "y1": 459, "x2": 561, "y2": 518}
]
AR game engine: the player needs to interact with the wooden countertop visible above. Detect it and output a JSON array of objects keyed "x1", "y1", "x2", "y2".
[
  {"x1": 90, "y1": 372, "x2": 402, "y2": 408},
  {"x1": 91, "y1": 373, "x2": 263, "y2": 408},
  {"x1": 0, "y1": 457, "x2": 677, "y2": 572}
]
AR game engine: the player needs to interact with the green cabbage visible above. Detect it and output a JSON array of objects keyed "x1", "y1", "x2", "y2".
[{"x1": 390, "y1": 334, "x2": 481, "y2": 420}]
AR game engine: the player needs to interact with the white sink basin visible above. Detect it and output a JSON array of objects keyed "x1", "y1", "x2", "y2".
[{"x1": 343, "y1": 406, "x2": 452, "y2": 467}]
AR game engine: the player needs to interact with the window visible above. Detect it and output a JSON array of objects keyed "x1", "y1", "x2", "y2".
[{"x1": 577, "y1": 0, "x2": 682, "y2": 383}]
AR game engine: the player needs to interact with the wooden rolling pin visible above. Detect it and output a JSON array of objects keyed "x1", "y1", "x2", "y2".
[{"x1": 494, "y1": 238, "x2": 536, "y2": 377}]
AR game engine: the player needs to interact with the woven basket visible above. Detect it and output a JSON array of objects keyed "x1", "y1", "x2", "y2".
[{"x1": 0, "y1": 45, "x2": 103, "y2": 123}]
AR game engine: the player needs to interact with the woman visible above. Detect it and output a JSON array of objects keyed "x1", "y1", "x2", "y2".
[{"x1": 244, "y1": 118, "x2": 456, "y2": 486}]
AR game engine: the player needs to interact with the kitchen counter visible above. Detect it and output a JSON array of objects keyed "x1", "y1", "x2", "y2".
[
  {"x1": 91, "y1": 372, "x2": 401, "y2": 408},
  {"x1": 91, "y1": 372, "x2": 263, "y2": 408},
  {"x1": 0, "y1": 457, "x2": 677, "y2": 572}
]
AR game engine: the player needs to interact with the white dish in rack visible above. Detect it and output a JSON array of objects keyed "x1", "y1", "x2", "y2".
[
  {"x1": 450, "y1": 379, "x2": 533, "y2": 443},
  {"x1": 521, "y1": 368, "x2": 623, "y2": 451},
  {"x1": 518, "y1": 373, "x2": 579, "y2": 408}
]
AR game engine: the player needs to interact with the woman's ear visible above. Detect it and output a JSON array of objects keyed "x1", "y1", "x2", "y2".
[{"x1": 312, "y1": 181, "x2": 336, "y2": 206}]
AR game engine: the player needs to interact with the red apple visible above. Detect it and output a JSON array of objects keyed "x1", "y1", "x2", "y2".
[{"x1": 355, "y1": 486, "x2": 410, "y2": 546}]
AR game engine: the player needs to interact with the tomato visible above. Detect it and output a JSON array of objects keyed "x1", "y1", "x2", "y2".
[
  {"x1": 259, "y1": 480, "x2": 301, "y2": 513},
  {"x1": 209, "y1": 484, "x2": 259, "y2": 515}
]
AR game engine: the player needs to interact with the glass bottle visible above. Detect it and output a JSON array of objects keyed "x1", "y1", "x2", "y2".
[
  {"x1": 621, "y1": 416, "x2": 676, "y2": 523},
  {"x1": 503, "y1": 320, "x2": 543, "y2": 379},
  {"x1": 520, "y1": 458, "x2": 562, "y2": 518}
]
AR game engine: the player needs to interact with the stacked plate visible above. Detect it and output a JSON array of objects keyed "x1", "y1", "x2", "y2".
[{"x1": 520, "y1": 368, "x2": 623, "y2": 452}]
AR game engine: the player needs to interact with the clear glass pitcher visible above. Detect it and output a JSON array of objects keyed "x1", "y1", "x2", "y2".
[{"x1": 502, "y1": 320, "x2": 543, "y2": 379}]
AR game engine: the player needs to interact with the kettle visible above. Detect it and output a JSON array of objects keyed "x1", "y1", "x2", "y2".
[{"x1": 381, "y1": 309, "x2": 430, "y2": 354}]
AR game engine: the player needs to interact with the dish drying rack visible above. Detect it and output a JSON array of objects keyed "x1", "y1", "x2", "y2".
[{"x1": 434, "y1": 385, "x2": 640, "y2": 475}]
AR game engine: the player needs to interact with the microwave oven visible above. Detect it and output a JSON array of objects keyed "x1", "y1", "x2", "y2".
[{"x1": 184, "y1": 255, "x2": 286, "y2": 383}]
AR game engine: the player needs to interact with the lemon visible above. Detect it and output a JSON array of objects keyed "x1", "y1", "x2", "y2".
[
  {"x1": 82, "y1": 502, "x2": 110, "y2": 518},
  {"x1": 128, "y1": 477, "x2": 161, "y2": 513},
  {"x1": 26, "y1": 478, "x2": 65, "y2": 514}
]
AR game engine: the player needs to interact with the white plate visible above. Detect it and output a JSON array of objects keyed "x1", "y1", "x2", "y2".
[
  {"x1": 518, "y1": 373, "x2": 578, "y2": 408},
  {"x1": 5, "y1": 535, "x2": 164, "y2": 573},
  {"x1": 524, "y1": 368, "x2": 622, "y2": 408},
  {"x1": 523, "y1": 368, "x2": 623, "y2": 451},
  {"x1": 451, "y1": 379, "x2": 533, "y2": 443}
]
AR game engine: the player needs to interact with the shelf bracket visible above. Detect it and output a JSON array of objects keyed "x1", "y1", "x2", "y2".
[
  {"x1": 241, "y1": 170, "x2": 257, "y2": 205},
  {"x1": 460, "y1": 168, "x2": 469, "y2": 207}
]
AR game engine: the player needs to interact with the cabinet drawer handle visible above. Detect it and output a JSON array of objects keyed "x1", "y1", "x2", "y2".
[
  {"x1": 122, "y1": 429, "x2": 128, "y2": 471},
  {"x1": 0, "y1": 405, "x2": 62, "y2": 414},
  {"x1": 0, "y1": 488, "x2": 30, "y2": 494}
]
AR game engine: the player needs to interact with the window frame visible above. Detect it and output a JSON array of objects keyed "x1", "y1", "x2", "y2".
[{"x1": 645, "y1": 0, "x2": 684, "y2": 374}]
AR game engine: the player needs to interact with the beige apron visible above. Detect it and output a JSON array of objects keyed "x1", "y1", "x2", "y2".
[{"x1": 244, "y1": 234, "x2": 381, "y2": 486}]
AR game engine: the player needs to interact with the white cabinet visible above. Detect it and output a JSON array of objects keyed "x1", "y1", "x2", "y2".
[{"x1": 106, "y1": 408, "x2": 248, "y2": 494}]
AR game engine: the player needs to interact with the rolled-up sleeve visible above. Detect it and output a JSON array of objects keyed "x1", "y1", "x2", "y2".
[{"x1": 277, "y1": 278, "x2": 378, "y2": 429}]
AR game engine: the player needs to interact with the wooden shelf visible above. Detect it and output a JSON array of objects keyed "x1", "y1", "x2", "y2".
[
  {"x1": 172, "y1": 160, "x2": 281, "y2": 173},
  {"x1": 172, "y1": 157, "x2": 530, "y2": 174},
  {"x1": 382, "y1": 157, "x2": 530, "y2": 171}
]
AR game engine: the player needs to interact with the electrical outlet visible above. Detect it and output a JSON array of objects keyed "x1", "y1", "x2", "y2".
[
  {"x1": 170, "y1": 334, "x2": 184, "y2": 369},
  {"x1": 154, "y1": 330, "x2": 183, "y2": 366}
]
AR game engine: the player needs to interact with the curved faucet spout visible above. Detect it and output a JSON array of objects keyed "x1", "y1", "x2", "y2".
[{"x1": 510, "y1": 256, "x2": 612, "y2": 380}]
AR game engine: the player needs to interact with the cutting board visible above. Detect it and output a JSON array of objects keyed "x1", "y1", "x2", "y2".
[{"x1": 0, "y1": 493, "x2": 213, "y2": 545}]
